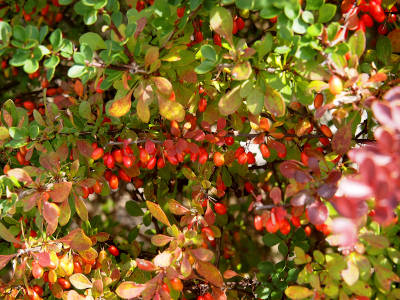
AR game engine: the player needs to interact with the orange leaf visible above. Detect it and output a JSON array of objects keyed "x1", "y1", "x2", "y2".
[
  {"x1": 47, "y1": 182, "x2": 72, "y2": 203},
  {"x1": 195, "y1": 259, "x2": 223, "y2": 287},
  {"x1": 109, "y1": 88, "x2": 134, "y2": 117},
  {"x1": 146, "y1": 201, "x2": 171, "y2": 227},
  {"x1": 223, "y1": 270, "x2": 241, "y2": 279},
  {"x1": 55, "y1": 228, "x2": 92, "y2": 252},
  {"x1": 115, "y1": 282, "x2": 147, "y2": 299},
  {"x1": 74, "y1": 81, "x2": 84, "y2": 97}
]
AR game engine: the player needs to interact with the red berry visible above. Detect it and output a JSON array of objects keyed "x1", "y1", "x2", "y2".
[
  {"x1": 199, "y1": 97, "x2": 207, "y2": 112},
  {"x1": 123, "y1": 155, "x2": 132, "y2": 168},
  {"x1": 378, "y1": 24, "x2": 388, "y2": 35},
  {"x1": 236, "y1": 17, "x2": 245, "y2": 30},
  {"x1": 254, "y1": 215, "x2": 263, "y2": 231},
  {"x1": 108, "y1": 245, "x2": 119, "y2": 256},
  {"x1": 213, "y1": 152, "x2": 224, "y2": 167},
  {"x1": 170, "y1": 278, "x2": 183, "y2": 291},
  {"x1": 109, "y1": 175, "x2": 119, "y2": 189},
  {"x1": 328, "y1": 75, "x2": 343, "y2": 95},
  {"x1": 96, "y1": 78, "x2": 104, "y2": 94},
  {"x1": 157, "y1": 157, "x2": 166, "y2": 168},
  {"x1": 92, "y1": 148, "x2": 104, "y2": 160},
  {"x1": 305, "y1": 226, "x2": 311, "y2": 236},
  {"x1": 361, "y1": 14, "x2": 374, "y2": 27},
  {"x1": 244, "y1": 182, "x2": 254, "y2": 193},
  {"x1": 356, "y1": 19, "x2": 366, "y2": 33},
  {"x1": 232, "y1": 19, "x2": 238, "y2": 34},
  {"x1": 177, "y1": 7, "x2": 185, "y2": 18},
  {"x1": 237, "y1": 152, "x2": 248, "y2": 165},
  {"x1": 204, "y1": 293, "x2": 214, "y2": 300},
  {"x1": 147, "y1": 157, "x2": 157, "y2": 170},
  {"x1": 214, "y1": 33, "x2": 222, "y2": 46},
  {"x1": 260, "y1": 144, "x2": 270, "y2": 158},
  {"x1": 214, "y1": 203, "x2": 227, "y2": 215},
  {"x1": 195, "y1": 31, "x2": 204, "y2": 43},
  {"x1": 266, "y1": 218, "x2": 279, "y2": 233},
  {"x1": 247, "y1": 152, "x2": 256, "y2": 164},
  {"x1": 225, "y1": 137, "x2": 234, "y2": 145}
]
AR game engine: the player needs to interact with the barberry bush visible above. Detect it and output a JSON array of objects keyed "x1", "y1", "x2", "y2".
[{"x1": 0, "y1": 0, "x2": 400, "y2": 299}]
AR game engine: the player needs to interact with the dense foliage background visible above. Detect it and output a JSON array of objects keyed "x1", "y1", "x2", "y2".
[{"x1": 0, "y1": 0, "x2": 400, "y2": 299}]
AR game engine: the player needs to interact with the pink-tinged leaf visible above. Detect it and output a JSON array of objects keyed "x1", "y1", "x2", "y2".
[
  {"x1": 193, "y1": 130, "x2": 206, "y2": 141},
  {"x1": 279, "y1": 161, "x2": 303, "y2": 178},
  {"x1": 285, "y1": 184, "x2": 298, "y2": 199},
  {"x1": 76, "y1": 178, "x2": 96, "y2": 188},
  {"x1": 205, "y1": 134, "x2": 215, "y2": 142},
  {"x1": 93, "y1": 279, "x2": 104, "y2": 298},
  {"x1": 56, "y1": 143, "x2": 69, "y2": 163},
  {"x1": 332, "y1": 124, "x2": 352, "y2": 156},
  {"x1": 285, "y1": 286, "x2": 314, "y2": 299},
  {"x1": 69, "y1": 273, "x2": 93, "y2": 289},
  {"x1": 383, "y1": 85, "x2": 400, "y2": 102},
  {"x1": 146, "y1": 201, "x2": 171, "y2": 227},
  {"x1": 307, "y1": 201, "x2": 328, "y2": 225},
  {"x1": 304, "y1": 148, "x2": 325, "y2": 161},
  {"x1": 151, "y1": 235, "x2": 174, "y2": 247},
  {"x1": 0, "y1": 254, "x2": 16, "y2": 270},
  {"x1": 109, "y1": 88, "x2": 134, "y2": 117},
  {"x1": 48, "y1": 152, "x2": 61, "y2": 171},
  {"x1": 205, "y1": 205, "x2": 216, "y2": 227},
  {"x1": 134, "y1": 17, "x2": 147, "y2": 39},
  {"x1": 47, "y1": 182, "x2": 72, "y2": 203},
  {"x1": 7, "y1": 168, "x2": 33, "y2": 184},
  {"x1": 223, "y1": 270, "x2": 241, "y2": 279},
  {"x1": 201, "y1": 121, "x2": 211, "y2": 132},
  {"x1": 315, "y1": 104, "x2": 330, "y2": 119},
  {"x1": 189, "y1": 248, "x2": 214, "y2": 262},
  {"x1": 0, "y1": 222, "x2": 20, "y2": 243},
  {"x1": 74, "y1": 193, "x2": 88, "y2": 222},
  {"x1": 371, "y1": 101, "x2": 393, "y2": 128},
  {"x1": 32, "y1": 252, "x2": 50, "y2": 268},
  {"x1": 181, "y1": 253, "x2": 192, "y2": 278},
  {"x1": 184, "y1": 131, "x2": 195, "y2": 139},
  {"x1": 168, "y1": 199, "x2": 190, "y2": 215},
  {"x1": 67, "y1": 290, "x2": 86, "y2": 300},
  {"x1": 55, "y1": 228, "x2": 92, "y2": 252},
  {"x1": 166, "y1": 266, "x2": 180, "y2": 281},
  {"x1": 75, "y1": 139, "x2": 93, "y2": 158},
  {"x1": 338, "y1": 177, "x2": 373, "y2": 200},
  {"x1": 341, "y1": 260, "x2": 359, "y2": 286},
  {"x1": 23, "y1": 192, "x2": 40, "y2": 212},
  {"x1": 291, "y1": 190, "x2": 312, "y2": 206},
  {"x1": 294, "y1": 170, "x2": 313, "y2": 183},
  {"x1": 317, "y1": 184, "x2": 337, "y2": 199},
  {"x1": 195, "y1": 259, "x2": 223, "y2": 287},
  {"x1": 154, "y1": 252, "x2": 173, "y2": 268},
  {"x1": 59, "y1": 199, "x2": 71, "y2": 226},
  {"x1": 371, "y1": 261, "x2": 400, "y2": 291},
  {"x1": 116, "y1": 282, "x2": 147, "y2": 299},
  {"x1": 39, "y1": 153, "x2": 55, "y2": 171},
  {"x1": 43, "y1": 199, "x2": 59, "y2": 236},
  {"x1": 330, "y1": 196, "x2": 368, "y2": 219},
  {"x1": 136, "y1": 259, "x2": 159, "y2": 271},
  {"x1": 212, "y1": 286, "x2": 227, "y2": 300},
  {"x1": 217, "y1": 117, "x2": 226, "y2": 131},
  {"x1": 307, "y1": 157, "x2": 320, "y2": 176},
  {"x1": 269, "y1": 187, "x2": 281, "y2": 205},
  {"x1": 145, "y1": 140, "x2": 155, "y2": 154}
]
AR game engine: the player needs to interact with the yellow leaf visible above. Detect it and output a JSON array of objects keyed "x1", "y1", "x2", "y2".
[{"x1": 109, "y1": 88, "x2": 134, "y2": 117}]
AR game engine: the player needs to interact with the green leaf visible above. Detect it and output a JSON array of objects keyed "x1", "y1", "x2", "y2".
[
  {"x1": 246, "y1": 86, "x2": 264, "y2": 115},
  {"x1": 278, "y1": 243, "x2": 289, "y2": 257},
  {"x1": 195, "y1": 60, "x2": 216, "y2": 74},
  {"x1": 258, "y1": 261, "x2": 275, "y2": 274},
  {"x1": 68, "y1": 65, "x2": 87, "y2": 78},
  {"x1": 158, "y1": 95, "x2": 185, "y2": 122},
  {"x1": 284, "y1": 4, "x2": 300, "y2": 20},
  {"x1": 200, "y1": 45, "x2": 217, "y2": 62},
  {"x1": 307, "y1": 23, "x2": 323, "y2": 36},
  {"x1": 318, "y1": 4, "x2": 337, "y2": 23},
  {"x1": 262, "y1": 233, "x2": 283, "y2": 247},
  {"x1": 264, "y1": 87, "x2": 285, "y2": 117},
  {"x1": 79, "y1": 32, "x2": 106, "y2": 51},
  {"x1": 260, "y1": 6, "x2": 281, "y2": 19},
  {"x1": 376, "y1": 36, "x2": 392, "y2": 66},
  {"x1": 126, "y1": 201, "x2": 144, "y2": 217},
  {"x1": 255, "y1": 285, "x2": 272, "y2": 299},
  {"x1": 348, "y1": 30, "x2": 366, "y2": 58},
  {"x1": 219, "y1": 85, "x2": 242, "y2": 116},
  {"x1": 305, "y1": 0, "x2": 324, "y2": 10},
  {"x1": 359, "y1": 233, "x2": 390, "y2": 249},
  {"x1": 210, "y1": 6, "x2": 233, "y2": 46},
  {"x1": 232, "y1": 61, "x2": 252, "y2": 80},
  {"x1": 182, "y1": 168, "x2": 197, "y2": 181}
]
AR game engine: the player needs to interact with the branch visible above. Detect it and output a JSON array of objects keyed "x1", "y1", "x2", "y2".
[{"x1": 109, "y1": 19, "x2": 135, "y2": 63}]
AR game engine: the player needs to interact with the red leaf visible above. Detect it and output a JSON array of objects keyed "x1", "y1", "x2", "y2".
[
  {"x1": 223, "y1": 270, "x2": 241, "y2": 279},
  {"x1": 217, "y1": 117, "x2": 226, "y2": 131},
  {"x1": 55, "y1": 228, "x2": 92, "y2": 252},
  {"x1": 195, "y1": 260, "x2": 223, "y2": 287},
  {"x1": 279, "y1": 161, "x2": 303, "y2": 178},
  {"x1": 32, "y1": 252, "x2": 51, "y2": 268},
  {"x1": 76, "y1": 178, "x2": 96, "y2": 188},
  {"x1": 187, "y1": 142, "x2": 199, "y2": 154},
  {"x1": 291, "y1": 190, "x2": 313, "y2": 206},
  {"x1": 267, "y1": 140, "x2": 286, "y2": 154},
  {"x1": 75, "y1": 139, "x2": 93, "y2": 158},
  {"x1": 145, "y1": 140, "x2": 156, "y2": 154},
  {"x1": 204, "y1": 205, "x2": 216, "y2": 226},
  {"x1": 116, "y1": 282, "x2": 147, "y2": 300},
  {"x1": 56, "y1": 142, "x2": 69, "y2": 163},
  {"x1": 201, "y1": 121, "x2": 211, "y2": 132},
  {"x1": 47, "y1": 182, "x2": 72, "y2": 203},
  {"x1": 163, "y1": 140, "x2": 174, "y2": 149},
  {"x1": 317, "y1": 184, "x2": 338, "y2": 199},
  {"x1": 43, "y1": 199, "x2": 59, "y2": 236},
  {"x1": 146, "y1": 201, "x2": 171, "y2": 227},
  {"x1": 193, "y1": 130, "x2": 206, "y2": 141}
]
